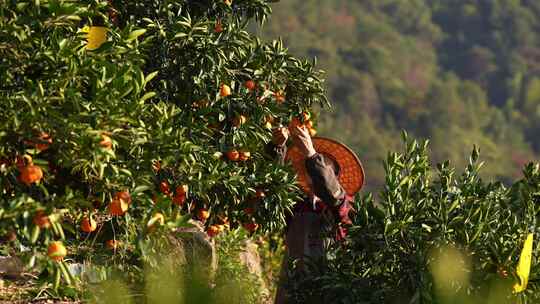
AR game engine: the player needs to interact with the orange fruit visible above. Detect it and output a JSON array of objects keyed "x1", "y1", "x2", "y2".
[
  {"x1": 226, "y1": 149, "x2": 240, "y2": 161},
  {"x1": 497, "y1": 267, "x2": 508, "y2": 278},
  {"x1": 172, "y1": 194, "x2": 187, "y2": 206},
  {"x1": 108, "y1": 198, "x2": 129, "y2": 216},
  {"x1": 26, "y1": 132, "x2": 52, "y2": 151},
  {"x1": 33, "y1": 211, "x2": 51, "y2": 229},
  {"x1": 99, "y1": 134, "x2": 112, "y2": 149},
  {"x1": 207, "y1": 225, "x2": 220, "y2": 237},
  {"x1": 217, "y1": 215, "x2": 229, "y2": 225},
  {"x1": 274, "y1": 91, "x2": 285, "y2": 103},
  {"x1": 36, "y1": 132, "x2": 52, "y2": 151},
  {"x1": 159, "y1": 181, "x2": 171, "y2": 194},
  {"x1": 243, "y1": 222, "x2": 259, "y2": 233},
  {"x1": 18, "y1": 162, "x2": 43, "y2": 186},
  {"x1": 4, "y1": 231, "x2": 17, "y2": 242},
  {"x1": 308, "y1": 128, "x2": 317, "y2": 137},
  {"x1": 239, "y1": 151, "x2": 251, "y2": 161},
  {"x1": 47, "y1": 241, "x2": 67, "y2": 261},
  {"x1": 220, "y1": 84, "x2": 231, "y2": 97},
  {"x1": 288, "y1": 117, "x2": 302, "y2": 131},
  {"x1": 175, "y1": 184, "x2": 189, "y2": 196},
  {"x1": 215, "y1": 19, "x2": 223, "y2": 33},
  {"x1": 265, "y1": 115, "x2": 274, "y2": 123},
  {"x1": 264, "y1": 116, "x2": 274, "y2": 129},
  {"x1": 197, "y1": 209, "x2": 210, "y2": 221},
  {"x1": 301, "y1": 111, "x2": 311, "y2": 121},
  {"x1": 233, "y1": 115, "x2": 247, "y2": 127},
  {"x1": 255, "y1": 189, "x2": 266, "y2": 199},
  {"x1": 80, "y1": 216, "x2": 97, "y2": 233},
  {"x1": 114, "y1": 191, "x2": 132, "y2": 204},
  {"x1": 105, "y1": 239, "x2": 120, "y2": 250},
  {"x1": 244, "y1": 80, "x2": 256, "y2": 91},
  {"x1": 305, "y1": 120, "x2": 313, "y2": 129}
]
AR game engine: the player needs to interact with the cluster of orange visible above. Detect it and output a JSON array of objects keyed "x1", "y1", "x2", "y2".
[
  {"x1": 13, "y1": 130, "x2": 127, "y2": 261},
  {"x1": 108, "y1": 191, "x2": 132, "y2": 216},
  {"x1": 16, "y1": 117, "x2": 310, "y2": 262},
  {"x1": 219, "y1": 79, "x2": 315, "y2": 136},
  {"x1": 207, "y1": 190, "x2": 264, "y2": 237},
  {"x1": 206, "y1": 216, "x2": 230, "y2": 238},
  {"x1": 289, "y1": 112, "x2": 317, "y2": 137},
  {"x1": 46, "y1": 238, "x2": 119, "y2": 262},
  {"x1": 157, "y1": 180, "x2": 189, "y2": 207},
  {"x1": 37, "y1": 189, "x2": 167, "y2": 261},
  {"x1": 219, "y1": 80, "x2": 291, "y2": 164},
  {"x1": 225, "y1": 149, "x2": 251, "y2": 162},
  {"x1": 34, "y1": 192, "x2": 132, "y2": 262},
  {"x1": 157, "y1": 182, "x2": 231, "y2": 237},
  {"x1": 16, "y1": 132, "x2": 113, "y2": 188},
  {"x1": 153, "y1": 178, "x2": 264, "y2": 238}
]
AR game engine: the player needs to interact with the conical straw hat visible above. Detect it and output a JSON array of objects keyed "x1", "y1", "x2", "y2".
[{"x1": 285, "y1": 137, "x2": 365, "y2": 196}]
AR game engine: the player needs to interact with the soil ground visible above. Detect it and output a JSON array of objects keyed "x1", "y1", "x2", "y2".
[{"x1": 0, "y1": 277, "x2": 80, "y2": 304}]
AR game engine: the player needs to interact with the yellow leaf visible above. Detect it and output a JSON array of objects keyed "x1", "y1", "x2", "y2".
[
  {"x1": 513, "y1": 233, "x2": 534, "y2": 293},
  {"x1": 86, "y1": 26, "x2": 108, "y2": 50}
]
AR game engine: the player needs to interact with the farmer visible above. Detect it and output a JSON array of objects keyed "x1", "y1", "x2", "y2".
[{"x1": 270, "y1": 124, "x2": 365, "y2": 304}]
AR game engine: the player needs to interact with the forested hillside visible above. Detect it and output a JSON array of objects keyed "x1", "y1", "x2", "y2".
[{"x1": 257, "y1": 0, "x2": 540, "y2": 190}]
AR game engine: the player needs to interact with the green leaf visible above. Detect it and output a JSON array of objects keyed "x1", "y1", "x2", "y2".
[
  {"x1": 133, "y1": 185, "x2": 151, "y2": 194},
  {"x1": 30, "y1": 226, "x2": 40, "y2": 244},
  {"x1": 144, "y1": 71, "x2": 159, "y2": 84},
  {"x1": 127, "y1": 29, "x2": 146, "y2": 41},
  {"x1": 140, "y1": 92, "x2": 156, "y2": 102}
]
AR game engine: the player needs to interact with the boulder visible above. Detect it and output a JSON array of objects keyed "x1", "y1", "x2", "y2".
[
  {"x1": 0, "y1": 256, "x2": 23, "y2": 279},
  {"x1": 170, "y1": 220, "x2": 217, "y2": 276},
  {"x1": 238, "y1": 240, "x2": 272, "y2": 303}
]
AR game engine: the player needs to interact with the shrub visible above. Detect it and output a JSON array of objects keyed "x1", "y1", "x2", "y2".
[{"x1": 286, "y1": 133, "x2": 540, "y2": 304}]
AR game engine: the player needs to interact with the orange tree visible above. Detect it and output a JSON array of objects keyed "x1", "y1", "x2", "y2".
[{"x1": 0, "y1": 0, "x2": 326, "y2": 295}]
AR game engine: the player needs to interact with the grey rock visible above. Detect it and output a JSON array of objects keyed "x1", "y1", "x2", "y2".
[
  {"x1": 238, "y1": 240, "x2": 271, "y2": 302},
  {"x1": 170, "y1": 220, "x2": 217, "y2": 277},
  {"x1": 0, "y1": 256, "x2": 23, "y2": 278}
]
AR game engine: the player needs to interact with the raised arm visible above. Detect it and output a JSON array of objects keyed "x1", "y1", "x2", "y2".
[{"x1": 290, "y1": 126, "x2": 345, "y2": 207}]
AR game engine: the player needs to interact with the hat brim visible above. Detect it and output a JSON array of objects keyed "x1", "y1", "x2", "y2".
[{"x1": 285, "y1": 137, "x2": 365, "y2": 196}]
